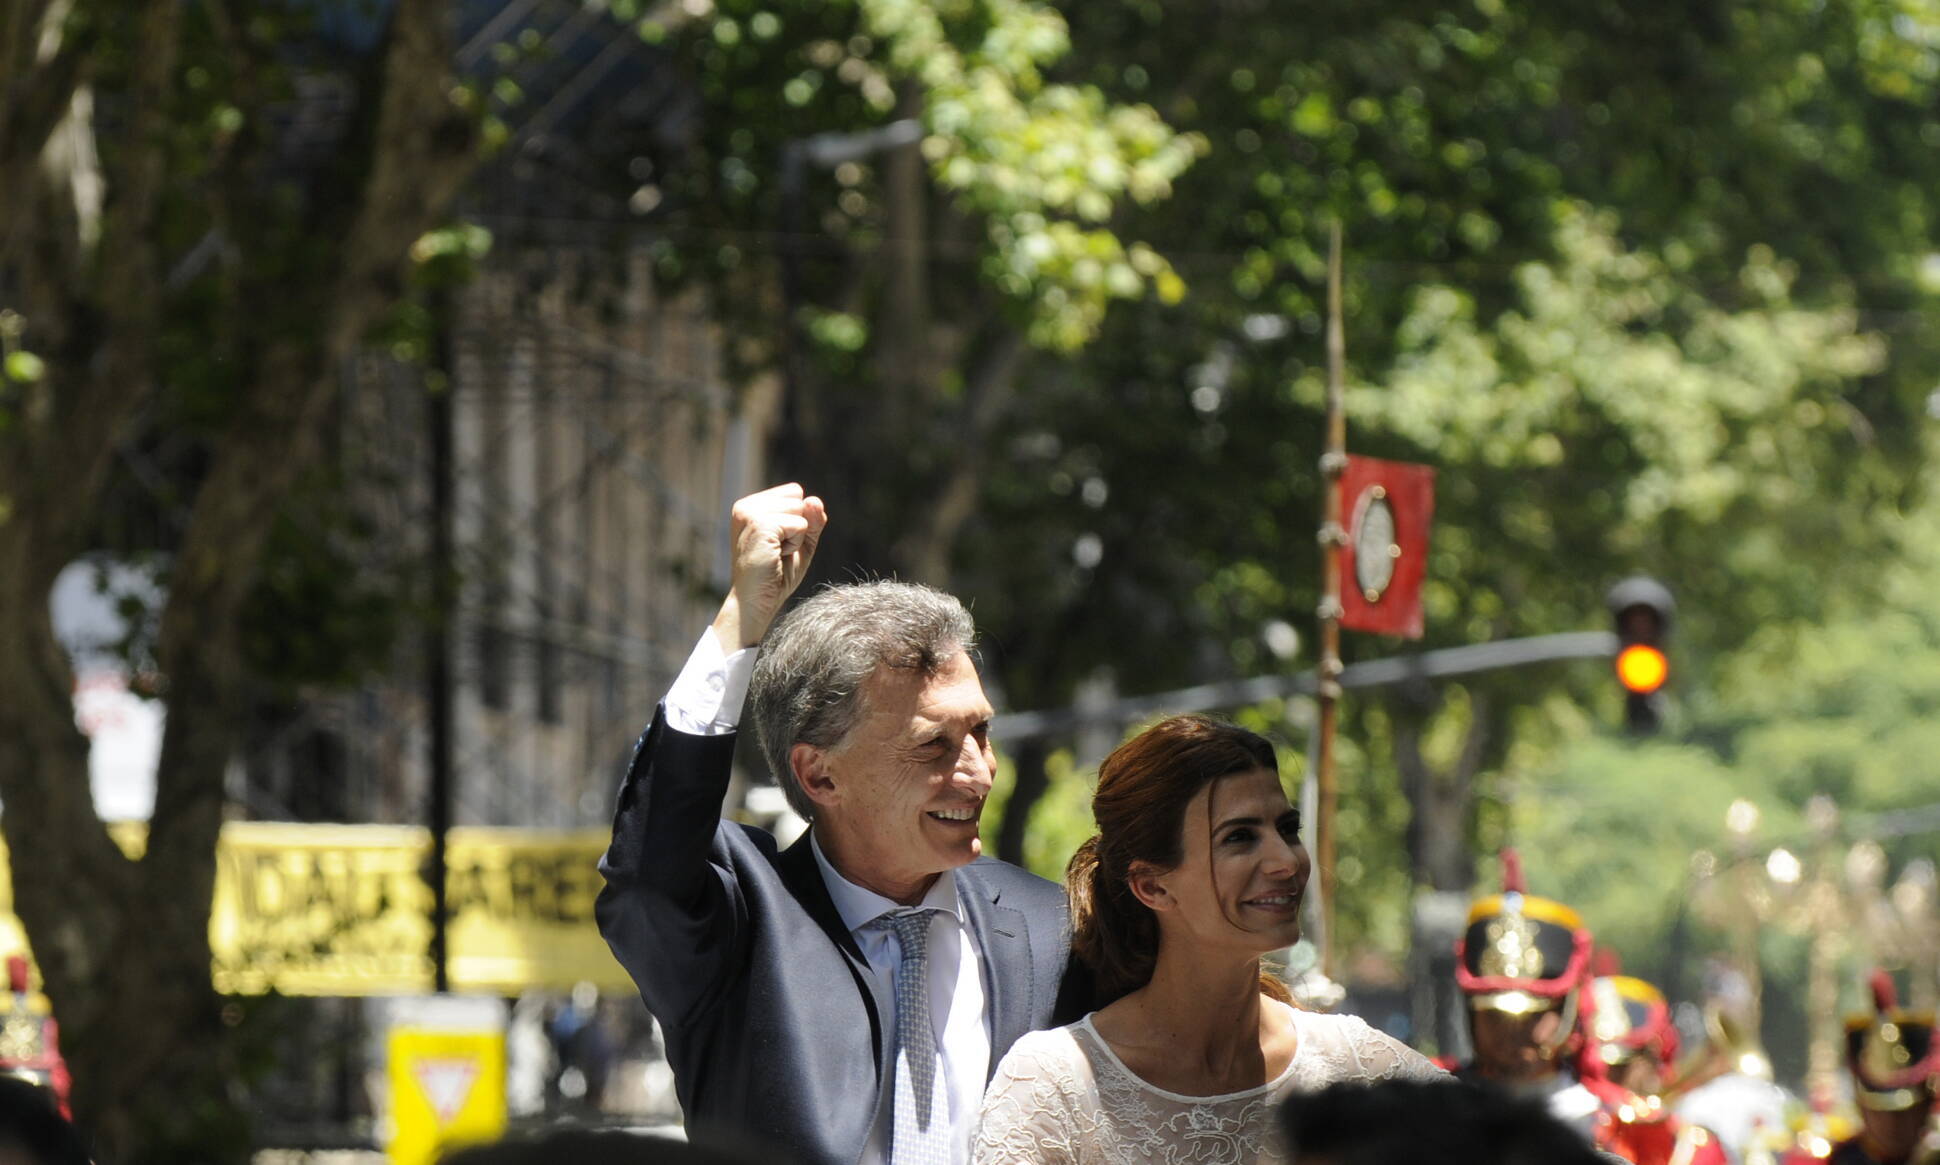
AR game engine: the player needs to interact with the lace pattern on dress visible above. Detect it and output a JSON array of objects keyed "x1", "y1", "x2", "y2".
[{"x1": 972, "y1": 1000, "x2": 1444, "y2": 1165}]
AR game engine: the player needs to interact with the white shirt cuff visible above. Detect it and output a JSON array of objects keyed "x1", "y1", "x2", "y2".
[{"x1": 663, "y1": 631, "x2": 757, "y2": 736}]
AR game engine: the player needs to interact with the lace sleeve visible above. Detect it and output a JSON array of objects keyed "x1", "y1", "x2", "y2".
[
  {"x1": 973, "y1": 1030, "x2": 1088, "y2": 1165},
  {"x1": 1333, "y1": 1013, "x2": 1448, "y2": 1083}
]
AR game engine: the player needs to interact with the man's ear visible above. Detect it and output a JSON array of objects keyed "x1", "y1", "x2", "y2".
[
  {"x1": 791, "y1": 742, "x2": 839, "y2": 811},
  {"x1": 1126, "y1": 861, "x2": 1173, "y2": 913}
]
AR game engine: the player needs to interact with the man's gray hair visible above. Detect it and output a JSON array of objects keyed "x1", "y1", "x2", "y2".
[{"x1": 749, "y1": 580, "x2": 977, "y2": 821}]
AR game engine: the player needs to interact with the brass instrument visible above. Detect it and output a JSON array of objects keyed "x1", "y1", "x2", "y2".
[{"x1": 1665, "y1": 1001, "x2": 1774, "y2": 1103}]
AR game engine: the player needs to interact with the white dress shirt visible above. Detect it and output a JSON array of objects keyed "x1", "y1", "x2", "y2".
[
  {"x1": 663, "y1": 631, "x2": 993, "y2": 1164},
  {"x1": 663, "y1": 630, "x2": 755, "y2": 736},
  {"x1": 812, "y1": 834, "x2": 990, "y2": 1165}
]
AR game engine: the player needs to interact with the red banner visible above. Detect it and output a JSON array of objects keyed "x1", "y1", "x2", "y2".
[{"x1": 1338, "y1": 456, "x2": 1435, "y2": 639}]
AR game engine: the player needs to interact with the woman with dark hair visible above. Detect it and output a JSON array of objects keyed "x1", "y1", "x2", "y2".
[{"x1": 973, "y1": 715, "x2": 1440, "y2": 1164}]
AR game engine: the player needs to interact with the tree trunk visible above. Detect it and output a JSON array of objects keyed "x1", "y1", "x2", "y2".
[
  {"x1": 1395, "y1": 687, "x2": 1490, "y2": 893},
  {"x1": 0, "y1": 529, "x2": 165, "y2": 1159},
  {"x1": 996, "y1": 737, "x2": 1051, "y2": 868},
  {"x1": 772, "y1": 77, "x2": 1027, "y2": 593},
  {"x1": 888, "y1": 326, "x2": 1025, "y2": 585},
  {"x1": 877, "y1": 84, "x2": 931, "y2": 448},
  {"x1": 0, "y1": 1, "x2": 478, "y2": 1155},
  {"x1": 1395, "y1": 685, "x2": 1493, "y2": 1059},
  {"x1": 71, "y1": 916, "x2": 241, "y2": 1164},
  {"x1": 84, "y1": 573, "x2": 255, "y2": 1160}
]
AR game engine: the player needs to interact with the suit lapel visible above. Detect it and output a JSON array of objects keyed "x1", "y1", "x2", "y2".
[
  {"x1": 956, "y1": 865, "x2": 1033, "y2": 1079},
  {"x1": 778, "y1": 834, "x2": 893, "y2": 1074},
  {"x1": 778, "y1": 834, "x2": 865, "y2": 958}
]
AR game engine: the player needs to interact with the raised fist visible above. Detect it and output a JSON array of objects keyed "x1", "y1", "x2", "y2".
[{"x1": 710, "y1": 483, "x2": 828, "y2": 651}]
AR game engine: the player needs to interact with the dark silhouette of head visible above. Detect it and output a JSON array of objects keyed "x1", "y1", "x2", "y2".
[
  {"x1": 1280, "y1": 1078, "x2": 1608, "y2": 1165},
  {"x1": 0, "y1": 1077, "x2": 90, "y2": 1165}
]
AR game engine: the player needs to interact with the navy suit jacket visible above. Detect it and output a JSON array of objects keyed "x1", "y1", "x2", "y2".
[{"x1": 596, "y1": 706, "x2": 1090, "y2": 1165}]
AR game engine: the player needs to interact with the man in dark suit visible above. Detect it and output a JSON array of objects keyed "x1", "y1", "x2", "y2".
[{"x1": 597, "y1": 484, "x2": 1086, "y2": 1165}]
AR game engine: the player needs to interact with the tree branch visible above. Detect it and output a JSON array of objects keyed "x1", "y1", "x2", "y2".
[
  {"x1": 889, "y1": 323, "x2": 1025, "y2": 584},
  {"x1": 145, "y1": 0, "x2": 480, "y2": 878},
  {"x1": 88, "y1": 0, "x2": 178, "y2": 370},
  {"x1": 1393, "y1": 688, "x2": 1485, "y2": 892},
  {"x1": 1394, "y1": 703, "x2": 1430, "y2": 879},
  {"x1": 0, "y1": 3, "x2": 132, "y2": 944},
  {"x1": 325, "y1": 0, "x2": 477, "y2": 356},
  {"x1": 877, "y1": 83, "x2": 930, "y2": 442},
  {"x1": 995, "y1": 738, "x2": 1050, "y2": 867},
  {"x1": 1453, "y1": 686, "x2": 1492, "y2": 799},
  {"x1": 0, "y1": 510, "x2": 137, "y2": 1035},
  {"x1": 0, "y1": 3, "x2": 91, "y2": 245},
  {"x1": 21, "y1": 0, "x2": 183, "y2": 561},
  {"x1": 0, "y1": 0, "x2": 54, "y2": 73}
]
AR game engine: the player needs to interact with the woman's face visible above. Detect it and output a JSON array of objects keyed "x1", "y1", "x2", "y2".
[{"x1": 1145, "y1": 767, "x2": 1309, "y2": 952}]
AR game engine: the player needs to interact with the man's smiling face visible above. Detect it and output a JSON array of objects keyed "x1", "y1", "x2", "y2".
[{"x1": 804, "y1": 648, "x2": 995, "y2": 903}]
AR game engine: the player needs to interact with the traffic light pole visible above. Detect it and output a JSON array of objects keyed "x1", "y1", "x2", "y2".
[{"x1": 987, "y1": 630, "x2": 1624, "y2": 741}]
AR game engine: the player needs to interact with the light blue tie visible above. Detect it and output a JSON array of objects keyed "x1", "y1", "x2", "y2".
[{"x1": 881, "y1": 906, "x2": 951, "y2": 1165}]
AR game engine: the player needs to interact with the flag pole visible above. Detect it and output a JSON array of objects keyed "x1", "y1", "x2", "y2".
[{"x1": 1315, "y1": 220, "x2": 1348, "y2": 978}]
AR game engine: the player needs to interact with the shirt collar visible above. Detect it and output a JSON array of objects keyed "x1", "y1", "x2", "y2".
[{"x1": 810, "y1": 829, "x2": 963, "y2": 934}]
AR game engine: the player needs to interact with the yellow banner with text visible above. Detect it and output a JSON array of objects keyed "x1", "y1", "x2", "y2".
[{"x1": 0, "y1": 823, "x2": 631, "y2": 996}]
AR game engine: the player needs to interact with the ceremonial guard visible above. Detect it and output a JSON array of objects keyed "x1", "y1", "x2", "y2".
[
  {"x1": 1783, "y1": 971, "x2": 1940, "y2": 1165},
  {"x1": 0, "y1": 953, "x2": 69, "y2": 1117},
  {"x1": 1444, "y1": 851, "x2": 1604, "y2": 1140},
  {"x1": 1673, "y1": 979, "x2": 1797, "y2": 1163},
  {"x1": 1582, "y1": 973, "x2": 1727, "y2": 1165}
]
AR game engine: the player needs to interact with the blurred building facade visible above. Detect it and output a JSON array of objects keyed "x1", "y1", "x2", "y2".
[
  {"x1": 241, "y1": 255, "x2": 775, "y2": 831},
  {"x1": 221, "y1": 3, "x2": 772, "y2": 1146},
  {"x1": 236, "y1": 0, "x2": 774, "y2": 834}
]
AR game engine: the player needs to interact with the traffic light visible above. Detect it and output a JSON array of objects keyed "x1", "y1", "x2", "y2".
[{"x1": 1606, "y1": 576, "x2": 1674, "y2": 734}]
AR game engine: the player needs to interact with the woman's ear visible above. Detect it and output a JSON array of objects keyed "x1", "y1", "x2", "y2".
[
  {"x1": 1126, "y1": 860, "x2": 1173, "y2": 912},
  {"x1": 792, "y1": 742, "x2": 838, "y2": 811}
]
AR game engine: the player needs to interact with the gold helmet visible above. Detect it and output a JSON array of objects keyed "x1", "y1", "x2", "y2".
[
  {"x1": 1845, "y1": 969, "x2": 1938, "y2": 1112},
  {"x1": 1454, "y1": 850, "x2": 1594, "y2": 1018},
  {"x1": 1589, "y1": 975, "x2": 1680, "y2": 1074}
]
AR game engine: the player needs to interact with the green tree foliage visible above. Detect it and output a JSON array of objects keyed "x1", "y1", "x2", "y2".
[
  {"x1": 1514, "y1": 734, "x2": 1785, "y2": 964},
  {"x1": 1513, "y1": 439, "x2": 1940, "y2": 1074},
  {"x1": 628, "y1": 0, "x2": 1202, "y2": 587},
  {"x1": 0, "y1": 2, "x2": 490, "y2": 1157},
  {"x1": 1360, "y1": 206, "x2": 1887, "y2": 658},
  {"x1": 624, "y1": 0, "x2": 1939, "y2": 1029},
  {"x1": 641, "y1": 0, "x2": 1199, "y2": 348},
  {"x1": 962, "y1": 206, "x2": 1906, "y2": 950},
  {"x1": 1717, "y1": 488, "x2": 1940, "y2": 812},
  {"x1": 1, "y1": 0, "x2": 1197, "y2": 1151},
  {"x1": 577, "y1": 0, "x2": 1940, "y2": 1063},
  {"x1": 858, "y1": 0, "x2": 1200, "y2": 348},
  {"x1": 992, "y1": 0, "x2": 1937, "y2": 665},
  {"x1": 953, "y1": 0, "x2": 1940, "y2": 975}
]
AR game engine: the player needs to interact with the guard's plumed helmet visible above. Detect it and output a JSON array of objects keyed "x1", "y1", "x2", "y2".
[
  {"x1": 1589, "y1": 975, "x2": 1680, "y2": 1072},
  {"x1": 1845, "y1": 969, "x2": 1939, "y2": 1111},
  {"x1": 1454, "y1": 850, "x2": 1594, "y2": 1017}
]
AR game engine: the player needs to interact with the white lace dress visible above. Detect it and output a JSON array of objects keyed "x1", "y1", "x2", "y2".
[{"x1": 972, "y1": 999, "x2": 1444, "y2": 1165}]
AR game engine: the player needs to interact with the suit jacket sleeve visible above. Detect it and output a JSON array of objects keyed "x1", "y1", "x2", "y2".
[{"x1": 595, "y1": 703, "x2": 762, "y2": 1029}]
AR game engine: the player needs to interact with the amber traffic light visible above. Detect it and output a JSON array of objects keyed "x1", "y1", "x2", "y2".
[
  {"x1": 1606, "y1": 577, "x2": 1674, "y2": 734},
  {"x1": 1615, "y1": 644, "x2": 1669, "y2": 695}
]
